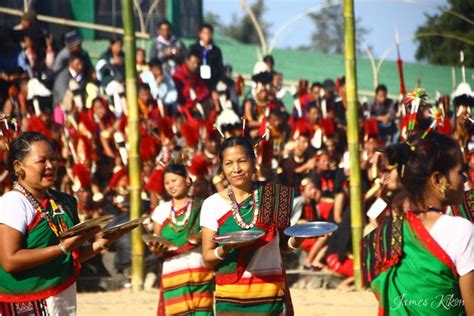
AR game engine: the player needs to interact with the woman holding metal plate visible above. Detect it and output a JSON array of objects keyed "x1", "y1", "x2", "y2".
[
  {"x1": 0, "y1": 131, "x2": 129, "y2": 316},
  {"x1": 147, "y1": 163, "x2": 213, "y2": 315},
  {"x1": 201, "y1": 136, "x2": 308, "y2": 315}
]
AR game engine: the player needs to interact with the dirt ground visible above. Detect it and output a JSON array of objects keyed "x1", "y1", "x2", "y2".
[{"x1": 77, "y1": 288, "x2": 378, "y2": 316}]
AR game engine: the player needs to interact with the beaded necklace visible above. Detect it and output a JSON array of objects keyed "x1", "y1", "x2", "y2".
[
  {"x1": 227, "y1": 185, "x2": 260, "y2": 230},
  {"x1": 170, "y1": 198, "x2": 192, "y2": 232},
  {"x1": 13, "y1": 182, "x2": 68, "y2": 237}
]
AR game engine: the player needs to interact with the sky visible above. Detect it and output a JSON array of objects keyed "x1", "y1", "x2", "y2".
[{"x1": 203, "y1": 0, "x2": 448, "y2": 63}]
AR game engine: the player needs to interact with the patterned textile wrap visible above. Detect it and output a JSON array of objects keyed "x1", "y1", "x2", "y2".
[
  {"x1": 0, "y1": 300, "x2": 49, "y2": 316},
  {"x1": 215, "y1": 182, "x2": 294, "y2": 315},
  {"x1": 367, "y1": 212, "x2": 464, "y2": 316},
  {"x1": 158, "y1": 199, "x2": 214, "y2": 316},
  {"x1": 451, "y1": 189, "x2": 474, "y2": 222},
  {"x1": 361, "y1": 213, "x2": 403, "y2": 288},
  {"x1": 161, "y1": 199, "x2": 204, "y2": 260},
  {"x1": 158, "y1": 252, "x2": 214, "y2": 316},
  {"x1": 0, "y1": 190, "x2": 80, "y2": 303}
]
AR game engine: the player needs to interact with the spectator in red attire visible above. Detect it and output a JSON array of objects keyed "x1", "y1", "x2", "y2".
[{"x1": 172, "y1": 51, "x2": 209, "y2": 115}]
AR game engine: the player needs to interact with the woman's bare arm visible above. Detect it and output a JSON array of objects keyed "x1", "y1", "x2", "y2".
[
  {"x1": 459, "y1": 271, "x2": 473, "y2": 315},
  {"x1": 0, "y1": 224, "x2": 95, "y2": 273},
  {"x1": 202, "y1": 227, "x2": 222, "y2": 269}
]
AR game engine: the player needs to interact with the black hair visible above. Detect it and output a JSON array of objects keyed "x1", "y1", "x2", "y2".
[
  {"x1": 221, "y1": 123, "x2": 241, "y2": 135},
  {"x1": 138, "y1": 82, "x2": 151, "y2": 91},
  {"x1": 218, "y1": 136, "x2": 256, "y2": 163},
  {"x1": 109, "y1": 36, "x2": 123, "y2": 45},
  {"x1": 268, "y1": 108, "x2": 286, "y2": 118},
  {"x1": 164, "y1": 163, "x2": 188, "y2": 179},
  {"x1": 7, "y1": 132, "x2": 52, "y2": 174},
  {"x1": 311, "y1": 82, "x2": 322, "y2": 90},
  {"x1": 453, "y1": 94, "x2": 474, "y2": 108},
  {"x1": 186, "y1": 50, "x2": 201, "y2": 60},
  {"x1": 148, "y1": 58, "x2": 162, "y2": 69},
  {"x1": 199, "y1": 23, "x2": 214, "y2": 33},
  {"x1": 158, "y1": 20, "x2": 172, "y2": 29},
  {"x1": 307, "y1": 102, "x2": 320, "y2": 113},
  {"x1": 68, "y1": 52, "x2": 83, "y2": 64},
  {"x1": 385, "y1": 132, "x2": 462, "y2": 205},
  {"x1": 375, "y1": 84, "x2": 388, "y2": 94},
  {"x1": 338, "y1": 76, "x2": 346, "y2": 87},
  {"x1": 263, "y1": 55, "x2": 274, "y2": 65}
]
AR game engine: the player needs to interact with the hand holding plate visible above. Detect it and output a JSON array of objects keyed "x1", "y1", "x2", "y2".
[
  {"x1": 284, "y1": 222, "x2": 338, "y2": 238},
  {"x1": 147, "y1": 240, "x2": 169, "y2": 257},
  {"x1": 212, "y1": 230, "x2": 265, "y2": 250},
  {"x1": 61, "y1": 226, "x2": 101, "y2": 251},
  {"x1": 142, "y1": 234, "x2": 177, "y2": 256}
]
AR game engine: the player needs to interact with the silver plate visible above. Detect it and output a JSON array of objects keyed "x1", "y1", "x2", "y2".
[
  {"x1": 101, "y1": 215, "x2": 149, "y2": 236},
  {"x1": 59, "y1": 215, "x2": 115, "y2": 238},
  {"x1": 142, "y1": 234, "x2": 178, "y2": 251},
  {"x1": 284, "y1": 221, "x2": 338, "y2": 238},
  {"x1": 212, "y1": 229, "x2": 265, "y2": 245}
]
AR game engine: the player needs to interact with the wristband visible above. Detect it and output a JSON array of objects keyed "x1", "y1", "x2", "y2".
[
  {"x1": 214, "y1": 246, "x2": 224, "y2": 260},
  {"x1": 58, "y1": 242, "x2": 69, "y2": 255},
  {"x1": 287, "y1": 237, "x2": 298, "y2": 251}
]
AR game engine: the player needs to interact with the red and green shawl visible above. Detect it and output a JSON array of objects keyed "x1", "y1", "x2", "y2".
[
  {"x1": 451, "y1": 189, "x2": 474, "y2": 222},
  {"x1": 0, "y1": 190, "x2": 80, "y2": 303},
  {"x1": 160, "y1": 199, "x2": 204, "y2": 259},
  {"x1": 361, "y1": 212, "x2": 465, "y2": 316},
  {"x1": 214, "y1": 182, "x2": 294, "y2": 315}
]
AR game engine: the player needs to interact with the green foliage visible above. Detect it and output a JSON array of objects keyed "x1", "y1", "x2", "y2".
[
  {"x1": 415, "y1": 0, "x2": 474, "y2": 67},
  {"x1": 205, "y1": 0, "x2": 270, "y2": 45},
  {"x1": 302, "y1": 0, "x2": 370, "y2": 55},
  {"x1": 204, "y1": 11, "x2": 224, "y2": 32}
]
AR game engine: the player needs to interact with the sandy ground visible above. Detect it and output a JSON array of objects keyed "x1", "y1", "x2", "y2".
[{"x1": 77, "y1": 288, "x2": 378, "y2": 316}]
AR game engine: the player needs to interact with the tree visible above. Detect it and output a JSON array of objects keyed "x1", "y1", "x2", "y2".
[
  {"x1": 204, "y1": 11, "x2": 224, "y2": 33},
  {"x1": 415, "y1": 0, "x2": 474, "y2": 67},
  {"x1": 303, "y1": 0, "x2": 370, "y2": 55},
  {"x1": 222, "y1": 0, "x2": 270, "y2": 45}
]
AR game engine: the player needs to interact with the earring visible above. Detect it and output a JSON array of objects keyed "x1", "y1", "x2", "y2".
[
  {"x1": 439, "y1": 183, "x2": 451, "y2": 199},
  {"x1": 14, "y1": 168, "x2": 25, "y2": 178}
]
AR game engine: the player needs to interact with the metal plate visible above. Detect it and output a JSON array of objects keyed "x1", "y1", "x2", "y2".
[
  {"x1": 141, "y1": 234, "x2": 178, "y2": 251},
  {"x1": 59, "y1": 215, "x2": 115, "y2": 238},
  {"x1": 212, "y1": 229, "x2": 265, "y2": 245},
  {"x1": 284, "y1": 221, "x2": 338, "y2": 238},
  {"x1": 101, "y1": 215, "x2": 149, "y2": 237}
]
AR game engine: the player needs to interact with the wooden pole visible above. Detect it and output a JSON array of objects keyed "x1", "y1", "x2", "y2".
[
  {"x1": 343, "y1": 0, "x2": 363, "y2": 289},
  {"x1": 0, "y1": 6, "x2": 150, "y2": 39},
  {"x1": 122, "y1": 0, "x2": 143, "y2": 292}
]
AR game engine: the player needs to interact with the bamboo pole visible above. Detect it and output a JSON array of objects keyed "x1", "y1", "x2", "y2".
[
  {"x1": 122, "y1": 0, "x2": 143, "y2": 292},
  {"x1": 0, "y1": 6, "x2": 150, "y2": 39},
  {"x1": 343, "y1": 0, "x2": 363, "y2": 289},
  {"x1": 241, "y1": 0, "x2": 268, "y2": 55},
  {"x1": 133, "y1": 0, "x2": 147, "y2": 48}
]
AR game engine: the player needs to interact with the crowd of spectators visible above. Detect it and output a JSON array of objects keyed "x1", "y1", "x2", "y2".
[{"x1": 1, "y1": 11, "x2": 473, "y2": 290}]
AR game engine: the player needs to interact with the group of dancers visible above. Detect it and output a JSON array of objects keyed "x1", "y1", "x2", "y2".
[{"x1": 0, "y1": 91, "x2": 473, "y2": 316}]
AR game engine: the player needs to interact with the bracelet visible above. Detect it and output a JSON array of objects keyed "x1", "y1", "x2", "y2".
[
  {"x1": 214, "y1": 246, "x2": 224, "y2": 260},
  {"x1": 58, "y1": 242, "x2": 69, "y2": 255},
  {"x1": 287, "y1": 237, "x2": 298, "y2": 251}
]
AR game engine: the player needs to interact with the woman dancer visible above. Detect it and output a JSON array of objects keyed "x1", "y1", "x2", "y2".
[
  {"x1": 201, "y1": 136, "x2": 302, "y2": 315},
  {"x1": 362, "y1": 132, "x2": 473, "y2": 315},
  {"x1": 0, "y1": 132, "x2": 127, "y2": 315},
  {"x1": 147, "y1": 163, "x2": 213, "y2": 315}
]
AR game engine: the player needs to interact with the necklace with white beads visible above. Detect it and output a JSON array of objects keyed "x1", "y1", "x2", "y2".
[
  {"x1": 227, "y1": 185, "x2": 259, "y2": 230},
  {"x1": 170, "y1": 198, "x2": 192, "y2": 232}
]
